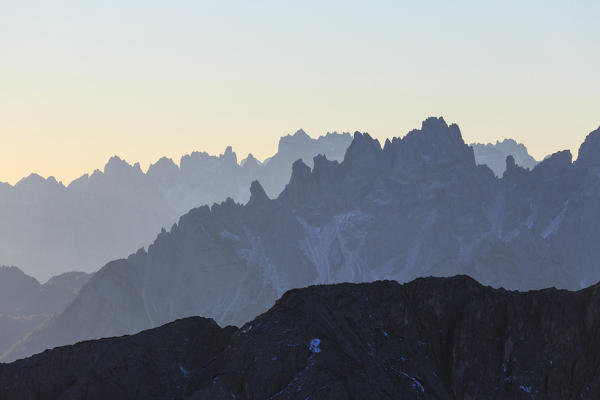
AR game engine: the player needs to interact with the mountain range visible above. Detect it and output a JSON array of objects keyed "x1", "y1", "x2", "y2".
[
  {"x1": 0, "y1": 130, "x2": 352, "y2": 280},
  {"x1": 4, "y1": 117, "x2": 600, "y2": 362},
  {"x1": 2, "y1": 276, "x2": 600, "y2": 399},
  {"x1": 0, "y1": 129, "x2": 537, "y2": 282}
]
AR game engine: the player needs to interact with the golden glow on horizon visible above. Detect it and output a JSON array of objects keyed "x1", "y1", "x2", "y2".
[{"x1": 1, "y1": 1, "x2": 598, "y2": 185}]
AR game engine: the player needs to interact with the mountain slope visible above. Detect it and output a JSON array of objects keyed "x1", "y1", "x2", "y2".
[
  {"x1": 0, "y1": 131, "x2": 352, "y2": 280},
  {"x1": 5, "y1": 117, "x2": 600, "y2": 362},
  {"x1": 2, "y1": 276, "x2": 600, "y2": 399}
]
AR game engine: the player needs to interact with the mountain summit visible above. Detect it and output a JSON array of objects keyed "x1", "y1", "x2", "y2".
[{"x1": 576, "y1": 126, "x2": 600, "y2": 170}]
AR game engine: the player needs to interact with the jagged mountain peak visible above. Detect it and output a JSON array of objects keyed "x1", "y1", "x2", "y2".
[
  {"x1": 281, "y1": 119, "x2": 477, "y2": 199},
  {"x1": 292, "y1": 128, "x2": 310, "y2": 138},
  {"x1": 179, "y1": 151, "x2": 219, "y2": 174},
  {"x1": 351, "y1": 131, "x2": 379, "y2": 142},
  {"x1": 291, "y1": 158, "x2": 312, "y2": 178},
  {"x1": 14, "y1": 174, "x2": 64, "y2": 190},
  {"x1": 248, "y1": 180, "x2": 270, "y2": 205},
  {"x1": 414, "y1": 117, "x2": 469, "y2": 156},
  {"x1": 286, "y1": 159, "x2": 313, "y2": 192},
  {"x1": 502, "y1": 155, "x2": 529, "y2": 180},
  {"x1": 103, "y1": 155, "x2": 128, "y2": 170},
  {"x1": 312, "y1": 153, "x2": 339, "y2": 171},
  {"x1": 324, "y1": 130, "x2": 352, "y2": 139},
  {"x1": 274, "y1": 129, "x2": 353, "y2": 164},
  {"x1": 277, "y1": 159, "x2": 317, "y2": 207},
  {"x1": 576, "y1": 126, "x2": 600, "y2": 169},
  {"x1": 146, "y1": 157, "x2": 179, "y2": 180},
  {"x1": 421, "y1": 115, "x2": 449, "y2": 131},
  {"x1": 148, "y1": 156, "x2": 178, "y2": 171},
  {"x1": 103, "y1": 155, "x2": 143, "y2": 176},
  {"x1": 380, "y1": 117, "x2": 475, "y2": 171},
  {"x1": 533, "y1": 150, "x2": 573, "y2": 176},
  {"x1": 277, "y1": 129, "x2": 312, "y2": 154},
  {"x1": 495, "y1": 138, "x2": 529, "y2": 154},
  {"x1": 241, "y1": 153, "x2": 260, "y2": 168},
  {"x1": 16, "y1": 173, "x2": 44, "y2": 184},
  {"x1": 343, "y1": 132, "x2": 382, "y2": 166},
  {"x1": 497, "y1": 138, "x2": 517, "y2": 145},
  {"x1": 275, "y1": 119, "x2": 480, "y2": 210},
  {"x1": 220, "y1": 146, "x2": 238, "y2": 165}
]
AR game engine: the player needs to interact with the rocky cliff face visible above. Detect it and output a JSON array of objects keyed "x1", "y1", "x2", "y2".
[
  {"x1": 5, "y1": 118, "x2": 600, "y2": 363},
  {"x1": 0, "y1": 131, "x2": 353, "y2": 280},
  {"x1": 2, "y1": 276, "x2": 600, "y2": 400}
]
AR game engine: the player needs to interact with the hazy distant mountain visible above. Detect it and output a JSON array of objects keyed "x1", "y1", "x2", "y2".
[
  {"x1": 471, "y1": 139, "x2": 539, "y2": 176},
  {"x1": 5, "y1": 117, "x2": 600, "y2": 362},
  {"x1": 3, "y1": 276, "x2": 600, "y2": 399},
  {"x1": 0, "y1": 266, "x2": 90, "y2": 356},
  {"x1": 0, "y1": 131, "x2": 352, "y2": 280}
]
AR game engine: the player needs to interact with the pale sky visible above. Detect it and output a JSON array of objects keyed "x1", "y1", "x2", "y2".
[{"x1": 1, "y1": 0, "x2": 598, "y2": 185}]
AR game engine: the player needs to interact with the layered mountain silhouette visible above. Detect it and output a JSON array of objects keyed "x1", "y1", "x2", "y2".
[
  {"x1": 3, "y1": 276, "x2": 600, "y2": 399},
  {"x1": 471, "y1": 139, "x2": 539, "y2": 176},
  {"x1": 4, "y1": 117, "x2": 600, "y2": 362},
  {"x1": 0, "y1": 128, "x2": 538, "y2": 282},
  {"x1": 0, "y1": 131, "x2": 352, "y2": 280},
  {"x1": 0, "y1": 266, "x2": 90, "y2": 356}
]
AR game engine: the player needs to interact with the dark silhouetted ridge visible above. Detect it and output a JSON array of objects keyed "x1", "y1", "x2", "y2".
[{"x1": 2, "y1": 276, "x2": 600, "y2": 399}]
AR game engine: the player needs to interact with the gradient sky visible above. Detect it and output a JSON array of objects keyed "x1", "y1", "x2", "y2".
[{"x1": 1, "y1": 1, "x2": 598, "y2": 185}]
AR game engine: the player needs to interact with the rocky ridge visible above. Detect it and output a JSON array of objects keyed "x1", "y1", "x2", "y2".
[{"x1": 2, "y1": 276, "x2": 600, "y2": 399}]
